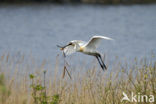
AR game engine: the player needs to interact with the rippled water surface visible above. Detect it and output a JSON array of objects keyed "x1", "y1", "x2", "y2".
[{"x1": 0, "y1": 4, "x2": 156, "y2": 66}]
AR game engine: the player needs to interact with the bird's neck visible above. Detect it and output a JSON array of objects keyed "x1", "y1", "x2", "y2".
[
  {"x1": 79, "y1": 46, "x2": 84, "y2": 52},
  {"x1": 74, "y1": 43, "x2": 81, "y2": 52}
]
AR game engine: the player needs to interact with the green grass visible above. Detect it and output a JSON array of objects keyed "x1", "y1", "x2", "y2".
[{"x1": 0, "y1": 53, "x2": 155, "y2": 104}]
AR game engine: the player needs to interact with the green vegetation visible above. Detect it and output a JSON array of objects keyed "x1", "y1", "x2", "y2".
[
  {"x1": 29, "y1": 73, "x2": 60, "y2": 104},
  {"x1": 0, "y1": 53, "x2": 155, "y2": 104},
  {"x1": 0, "y1": 74, "x2": 10, "y2": 104}
]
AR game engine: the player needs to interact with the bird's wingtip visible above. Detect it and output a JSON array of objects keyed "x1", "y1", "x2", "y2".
[{"x1": 93, "y1": 35, "x2": 114, "y2": 40}]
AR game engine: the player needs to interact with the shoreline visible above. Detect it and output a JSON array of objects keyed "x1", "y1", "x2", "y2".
[{"x1": 0, "y1": 0, "x2": 156, "y2": 5}]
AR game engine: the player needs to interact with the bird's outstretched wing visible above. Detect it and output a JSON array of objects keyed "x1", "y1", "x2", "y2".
[
  {"x1": 63, "y1": 45, "x2": 76, "y2": 56},
  {"x1": 84, "y1": 36, "x2": 113, "y2": 49}
]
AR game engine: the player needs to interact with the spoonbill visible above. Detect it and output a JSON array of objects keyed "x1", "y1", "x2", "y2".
[{"x1": 57, "y1": 36, "x2": 113, "y2": 71}]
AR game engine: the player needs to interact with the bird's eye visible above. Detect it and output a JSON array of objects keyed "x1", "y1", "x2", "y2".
[{"x1": 68, "y1": 43, "x2": 73, "y2": 45}]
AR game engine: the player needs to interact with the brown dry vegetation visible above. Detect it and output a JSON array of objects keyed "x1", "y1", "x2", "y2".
[{"x1": 0, "y1": 53, "x2": 155, "y2": 104}]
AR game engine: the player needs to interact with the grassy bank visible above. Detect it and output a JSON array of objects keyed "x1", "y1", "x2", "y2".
[{"x1": 0, "y1": 53, "x2": 156, "y2": 104}]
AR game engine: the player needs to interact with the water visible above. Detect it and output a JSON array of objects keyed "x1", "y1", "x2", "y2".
[{"x1": 0, "y1": 4, "x2": 156, "y2": 67}]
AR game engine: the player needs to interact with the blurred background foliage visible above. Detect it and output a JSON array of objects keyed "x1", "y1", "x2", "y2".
[{"x1": 0, "y1": 0, "x2": 156, "y2": 4}]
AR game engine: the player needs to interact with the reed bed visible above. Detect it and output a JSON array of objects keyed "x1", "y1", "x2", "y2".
[{"x1": 0, "y1": 53, "x2": 155, "y2": 104}]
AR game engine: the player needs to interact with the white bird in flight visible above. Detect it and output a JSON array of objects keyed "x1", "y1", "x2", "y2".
[{"x1": 57, "y1": 36, "x2": 113, "y2": 71}]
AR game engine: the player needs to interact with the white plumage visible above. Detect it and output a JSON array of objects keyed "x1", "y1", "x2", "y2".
[
  {"x1": 58, "y1": 35, "x2": 113, "y2": 70},
  {"x1": 85, "y1": 36, "x2": 113, "y2": 49}
]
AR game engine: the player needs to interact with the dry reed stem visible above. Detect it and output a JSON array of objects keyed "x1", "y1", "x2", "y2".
[{"x1": 0, "y1": 53, "x2": 155, "y2": 104}]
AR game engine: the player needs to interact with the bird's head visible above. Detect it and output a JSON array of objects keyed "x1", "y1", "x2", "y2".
[
  {"x1": 57, "y1": 42, "x2": 75, "y2": 51},
  {"x1": 57, "y1": 40, "x2": 81, "y2": 52}
]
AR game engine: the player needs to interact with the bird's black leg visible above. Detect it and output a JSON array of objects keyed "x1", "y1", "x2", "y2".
[
  {"x1": 98, "y1": 54, "x2": 107, "y2": 70},
  {"x1": 95, "y1": 56, "x2": 104, "y2": 71}
]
